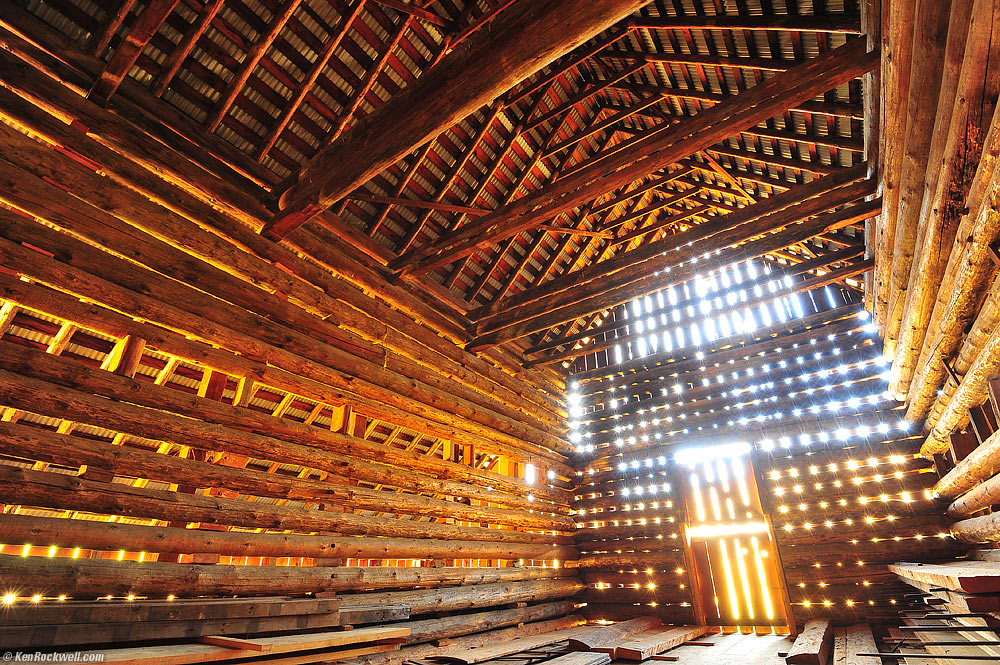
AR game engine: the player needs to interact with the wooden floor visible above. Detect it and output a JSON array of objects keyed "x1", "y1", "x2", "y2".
[{"x1": 642, "y1": 632, "x2": 790, "y2": 665}]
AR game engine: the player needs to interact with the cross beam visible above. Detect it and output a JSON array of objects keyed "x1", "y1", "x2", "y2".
[
  {"x1": 262, "y1": 0, "x2": 651, "y2": 239},
  {"x1": 392, "y1": 38, "x2": 877, "y2": 277}
]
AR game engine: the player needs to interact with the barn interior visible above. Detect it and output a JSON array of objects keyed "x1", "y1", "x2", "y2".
[{"x1": 2, "y1": 0, "x2": 1000, "y2": 663}]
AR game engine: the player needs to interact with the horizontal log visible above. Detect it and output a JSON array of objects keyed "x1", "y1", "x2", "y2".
[
  {"x1": 1, "y1": 605, "x2": 346, "y2": 649},
  {"x1": 578, "y1": 588, "x2": 691, "y2": 606},
  {"x1": 0, "y1": 350, "x2": 566, "y2": 512},
  {"x1": 0, "y1": 514, "x2": 578, "y2": 562},
  {"x1": 947, "y1": 472, "x2": 1000, "y2": 518},
  {"x1": 0, "y1": 595, "x2": 343, "y2": 627},
  {"x1": 0, "y1": 273, "x2": 568, "y2": 508},
  {"x1": 403, "y1": 601, "x2": 577, "y2": 644},
  {"x1": 0, "y1": 420, "x2": 567, "y2": 530},
  {"x1": 0, "y1": 465, "x2": 568, "y2": 545},
  {"x1": 578, "y1": 603, "x2": 696, "y2": 624},
  {"x1": 950, "y1": 512, "x2": 1000, "y2": 544},
  {"x1": 569, "y1": 552, "x2": 685, "y2": 570},
  {"x1": 0, "y1": 198, "x2": 567, "y2": 464},
  {"x1": 632, "y1": 15, "x2": 862, "y2": 34},
  {"x1": 0, "y1": 232, "x2": 567, "y2": 486},
  {"x1": 0, "y1": 553, "x2": 574, "y2": 598},
  {"x1": 338, "y1": 578, "x2": 585, "y2": 615},
  {"x1": 933, "y1": 429, "x2": 1000, "y2": 499}
]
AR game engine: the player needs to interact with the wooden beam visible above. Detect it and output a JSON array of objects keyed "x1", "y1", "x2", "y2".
[
  {"x1": 394, "y1": 38, "x2": 877, "y2": 276},
  {"x1": 88, "y1": 0, "x2": 137, "y2": 56},
  {"x1": 351, "y1": 194, "x2": 491, "y2": 217},
  {"x1": 468, "y1": 165, "x2": 870, "y2": 335},
  {"x1": 370, "y1": 0, "x2": 449, "y2": 27},
  {"x1": 0, "y1": 464, "x2": 566, "y2": 544},
  {"x1": 264, "y1": 0, "x2": 651, "y2": 238},
  {"x1": 254, "y1": 0, "x2": 366, "y2": 158},
  {"x1": 632, "y1": 15, "x2": 862, "y2": 34},
  {"x1": 204, "y1": 0, "x2": 305, "y2": 132},
  {"x1": 615, "y1": 627, "x2": 711, "y2": 661},
  {"x1": 785, "y1": 620, "x2": 832, "y2": 665},
  {"x1": 88, "y1": 0, "x2": 181, "y2": 103},
  {"x1": 149, "y1": 0, "x2": 225, "y2": 96},
  {"x1": 0, "y1": 418, "x2": 567, "y2": 530},
  {"x1": 0, "y1": 514, "x2": 577, "y2": 562}
]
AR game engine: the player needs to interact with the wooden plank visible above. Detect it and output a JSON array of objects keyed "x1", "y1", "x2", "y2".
[
  {"x1": 891, "y1": 561, "x2": 1000, "y2": 594},
  {"x1": 341, "y1": 605, "x2": 412, "y2": 626},
  {"x1": 0, "y1": 610, "x2": 349, "y2": 648},
  {"x1": 566, "y1": 617, "x2": 662, "y2": 651},
  {"x1": 542, "y1": 653, "x2": 611, "y2": 665},
  {"x1": 615, "y1": 626, "x2": 711, "y2": 661},
  {"x1": 101, "y1": 641, "x2": 399, "y2": 665},
  {"x1": 785, "y1": 620, "x2": 831, "y2": 665},
  {"x1": 0, "y1": 596, "x2": 340, "y2": 626},
  {"x1": 429, "y1": 625, "x2": 595, "y2": 664},
  {"x1": 832, "y1": 628, "x2": 847, "y2": 665},
  {"x1": 89, "y1": 624, "x2": 409, "y2": 665},
  {"x1": 844, "y1": 624, "x2": 879, "y2": 665},
  {"x1": 894, "y1": 576, "x2": 1000, "y2": 613}
]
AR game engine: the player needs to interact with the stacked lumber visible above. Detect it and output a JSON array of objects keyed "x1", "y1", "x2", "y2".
[
  {"x1": 77, "y1": 623, "x2": 410, "y2": 665},
  {"x1": 427, "y1": 624, "x2": 596, "y2": 663},
  {"x1": 1, "y1": 596, "x2": 346, "y2": 649},
  {"x1": 613, "y1": 626, "x2": 711, "y2": 660}
]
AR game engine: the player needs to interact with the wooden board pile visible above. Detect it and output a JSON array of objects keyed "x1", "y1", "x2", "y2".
[
  {"x1": 0, "y1": 595, "x2": 410, "y2": 663},
  {"x1": 892, "y1": 558, "x2": 1000, "y2": 615}
]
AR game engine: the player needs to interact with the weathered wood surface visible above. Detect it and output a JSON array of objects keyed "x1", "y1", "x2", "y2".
[
  {"x1": 844, "y1": 624, "x2": 880, "y2": 665},
  {"x1": 539, "y1": 653, "x2": 611, "y2": 665},
  {"x1": 403, "y1": 601, "x2": 576, "y2": 644},
  {"x1": 0, "y1": 464, "x2": 567, "y2": 546},
  {"x1": 0, "y1": 418, "x2": 567, "y2": 532},
  {"x1": 0, "y1": 342, "x2": 567, "y2": 515},
  {"x1": 890, "y1": 561, "x2": 1000, "y2": 594},
  {"x1": 0, "y1": 596, "x2": 339, "y2": 627},
  {"x1": 85, "y1": 624, "x2": 408, "y2": 665},
  {"x1": 338, "y1": 579, "x2": 584, "y2": 616},
  {"x1": 429, "y1": 625, "x2": 595, "y2": 663},
  {"x1": 615, "y1": 626, "x2": 711, "y2": 661},
  {"x1": 785, "y1": 620, "x2": 832, "y2": 665},
  {"x1": 357, "y1": 616, "x2": 586, "y2": 665},
  {"x1": 948, "y1": 471, "x2": 1000, "y2": 518},
  {"x1": 1, "y1": 608, "x2": 343, "y2": 648},
  {"x1": 950, "y1": 511, "x2": 1000, "y2": 544},
  {"x1": 0, "y1": 552, "x2": 573, "y2": 598},
  {"x1": 0, "y1": 514, "x2": 575, "y2": 563},
  {"x1": 896, "y1": 575, "x2": 1000, "y2": 613},
  {"x1": 566, "y1": 616, "x2": 663, "y2": 651},
  {"x1": 934, "y1": 428, "x2": 1000, "y2": 499}
]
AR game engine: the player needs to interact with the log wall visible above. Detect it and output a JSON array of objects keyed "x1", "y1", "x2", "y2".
[{"x1": 0, "y1": 7, "x2": 584, "y2": 649}]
